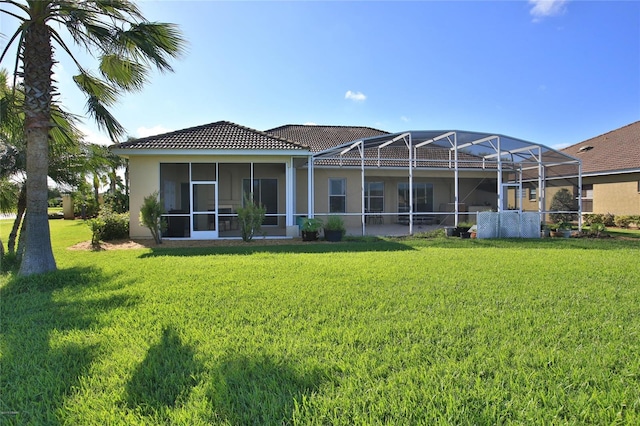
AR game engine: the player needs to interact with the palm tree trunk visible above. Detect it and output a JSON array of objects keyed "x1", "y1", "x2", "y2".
[
  {"x1": 8, "y1": 184, "x2": 27, "y2": 254},
  {"x1": 19, "y1": 21, "x2": 57, "y2": 276}
]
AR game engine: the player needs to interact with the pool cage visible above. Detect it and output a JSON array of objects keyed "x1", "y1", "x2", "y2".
[{"x1": 307, "y1": 130, "x2": 582, "y2": 237}]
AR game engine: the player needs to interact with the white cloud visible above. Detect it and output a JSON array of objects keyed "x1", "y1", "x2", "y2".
[
  {"x1": 137, "y1": 125, "x2": 170, "y2": 138},
  {"x1": 529, "y1": 0, "x2": 568, "y2": 22},
  {"x1": 345, "y1": 90, "x2": 367, "y2": 102},
  {"x1": 79, "y1": 125, "x2": 112, "y2": 146},
  {"x1": 400, "y1": 116, "x2": 410, "y2": 123}
]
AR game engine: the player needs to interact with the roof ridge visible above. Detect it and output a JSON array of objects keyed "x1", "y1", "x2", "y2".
[
  {"x1": 229, "y1": 121, "x2": 309, "y2": 148},
  {"x1": 266, "y1": 124, "x2": 390, "y2": 134}
]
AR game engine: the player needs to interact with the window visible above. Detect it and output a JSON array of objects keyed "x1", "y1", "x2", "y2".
[
  {"x1": 243, "y1": 178, "x2": 278, "y2": 225},
  {"x1": 581, "y1": 184, "x2": 593, "y2": 213},
  {"x1": 329, "y1": 178, "x2": 346, "y2": 213},
  {"x1": 365, "y1": 182, "x2": 384, "y2": 212},
  {"x1": 529, "y1": 187, "x2": 537, "y2": 201},
  {"x1": 398, "y1": 182, "x2": 433, "y2": 213}
]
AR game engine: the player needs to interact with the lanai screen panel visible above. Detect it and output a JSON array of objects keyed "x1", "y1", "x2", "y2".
[{"x1": 311, "y1": 130, "x2": 581, "y2": 219}]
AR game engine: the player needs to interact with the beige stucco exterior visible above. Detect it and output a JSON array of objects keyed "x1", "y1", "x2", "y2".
[{"x1": 587, "y1": 173, "x2": 640, "y2": 215}]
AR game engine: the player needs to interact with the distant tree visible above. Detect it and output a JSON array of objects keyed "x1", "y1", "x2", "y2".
[{"x1": 0, "y1": 1, "x2": 185, "y2": 276}]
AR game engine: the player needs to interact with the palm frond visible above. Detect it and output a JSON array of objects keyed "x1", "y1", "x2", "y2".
[
  {"x1": 0, "y1": 177, "x2": 19, "y2": 213},
  {"x1": 84, "y1": 94, "x2": 125, "y2": 141},
  {"x1": 99, "y1": 54, "x2": 147, "y2": 91},
  {"x1": 116, "y1": 22, "x2": 186, "y2": 72},
  {"x1": 73, "y1": 71, "x2": 118, "y2": 106}
]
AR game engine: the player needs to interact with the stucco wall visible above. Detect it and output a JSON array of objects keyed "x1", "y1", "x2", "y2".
[{"x1": 589, "y1": 173, "x2": 640, "y2": 215}]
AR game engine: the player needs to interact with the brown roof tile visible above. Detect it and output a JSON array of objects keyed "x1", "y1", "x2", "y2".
[
  {"x1": 266, "y1": 124, "x2": 389, "y2": 152},
  {"x1": 111, "y1": 121, "x2": 308, "y2": 151},
  {"x1": 561, "y1": 121, "x2": 640, "y2": 175}
]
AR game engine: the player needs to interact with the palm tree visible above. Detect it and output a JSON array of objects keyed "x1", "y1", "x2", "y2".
[
  {"x1": 1, "y1": 68, "x2": 87, "y2": 256},
  {"x1": 0, "y1": 1, "x2": 185, "y2": 276}
]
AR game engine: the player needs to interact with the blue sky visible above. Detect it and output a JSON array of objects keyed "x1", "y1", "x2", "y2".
[{"x1": 1, "y1": 0, "x2": 639, "y2": 149}]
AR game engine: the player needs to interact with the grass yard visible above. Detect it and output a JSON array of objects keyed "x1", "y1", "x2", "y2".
[{"x1": 1, "y1": 219, "x2": 640, "y2": 425}]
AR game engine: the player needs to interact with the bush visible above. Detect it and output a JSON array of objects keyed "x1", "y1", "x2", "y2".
[
  {"x1": 603, "y1": 212, "x2": 615, "y2": 227},
  {"x1": 86, "y1": 205, "x2": 130, "y2": 246},
  {"x1": 236, "y1": 193, "x2": 266, "y2": 242},
  {"x1": 139, "y1": 192, "x2": 165, "y2": 244},
  {"x1": 104, "y1": 191, "x2": 129, "y2": 214},
  {"x1": 99, "y1": 208, "x2": 129, "y2": 241},
  {"x1": 588, "y1": 222, "x2": 607, "y2": 237},
  {"x1": 324, "y1": 215, "x2": 345, "y2": 232},
  {"x1": 582, "y1": 214, "x2": 602, "y2": 226},
  {"x1": 614, "y1": 215, "x2": 632, "y2": 228},
  {"x1": 73, "y1": 194, "x2": 99, "y2": 218},
  {"x1": 549, "y1": 188, "x2": 578, "y2": 223}
]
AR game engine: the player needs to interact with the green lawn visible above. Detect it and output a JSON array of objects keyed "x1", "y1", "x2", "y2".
[{"x1": 1, "y1": 220, "x2": 640, "y2": 425}]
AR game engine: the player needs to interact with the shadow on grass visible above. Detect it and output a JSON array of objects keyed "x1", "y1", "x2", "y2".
[
  {"x1": 0, "y1": 267, "x2": 138, "y2": 425},
  {"x1": 138, "y1": 237, "x2": 414, "y2": 258},
  {"x1": 208, "y1": 354, "x2": 325, "y2": 425},
  {"x1": 126, "y1": 326, "x2": 203, "y2": 418}
]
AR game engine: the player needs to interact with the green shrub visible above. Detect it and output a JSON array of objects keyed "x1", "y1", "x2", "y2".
[
  {"x1": 549, "y1": 188, "x2": 578, "y2": 223},
  {"x1": 300, "y1": 217, "x2": 323, "y2": 232},
  {"x1": 582, "y1": 213, "x2": 603, "y2": 226},
  {"x1": 603, "y1": 212, "x2": 615, "y2": 226},
  {"x1": 589, "y1": 222, "x2": 607, "y2": 237},
  {"x1": 98, "y1": 207, "x2": 129, "y2": 241},
  {"x1": 86, "y1": 206, "x2": 130, "y2": 246},
  {"x1": 139, "y1": 191, "x2": 165, "y2": 244},
  {"x1": 324, "y1": 215, "x2": 345, "y2": 232},
  {"x1": 614, "y1": 215, "x2": 632, "y2": 228},
  {"x1": 236, "y1": 193, "x2": 266, "y2": 242}
]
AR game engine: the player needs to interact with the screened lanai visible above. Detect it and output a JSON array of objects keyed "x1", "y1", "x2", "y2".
[{"x1": 306, "y1": 130, "x2": 582, "y2": 236}]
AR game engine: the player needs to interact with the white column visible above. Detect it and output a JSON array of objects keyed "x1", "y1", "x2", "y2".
[
  {"x1": 408, "y1": 134, "x2": 414, "y2": 235},
  {"x1": 307, "y1": 155, "x2": 314, "y2": 218},
  {"x1": 360, "y1": 142, "x2": 366, "y2": 236},
  {"x1": 454, "y1": 133, "x2": 459, "y2": 226},
  {"x1": 285, "y1": 159, "x2": 298, "y2": 237}
]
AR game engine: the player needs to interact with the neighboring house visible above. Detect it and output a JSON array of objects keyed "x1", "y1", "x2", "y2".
[
  {"x1": 111, "y1": 121, "x2": 580, "y2": 240},
  {"x1": 561, "y1": 121, "x2": 640, "y2": 216}
]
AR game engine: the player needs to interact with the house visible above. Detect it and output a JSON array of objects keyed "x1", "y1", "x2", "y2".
[
  {"x1": 111, "y1": 121, "x2": 581, "y2": 240},
  {"x1": 559, "y1": 121, "x2": 640, "y2": 216}
]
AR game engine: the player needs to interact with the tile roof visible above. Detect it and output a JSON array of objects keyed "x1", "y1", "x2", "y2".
[
  {"x1": 561, "y1": 121, "x2": 640, "y2": 175},
  {"x1": 266, "y1": 124, "x2": 389, "y2": 152},
  {"x1": 111, "y1": 121, "x2": 308, "y2": 151}
]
